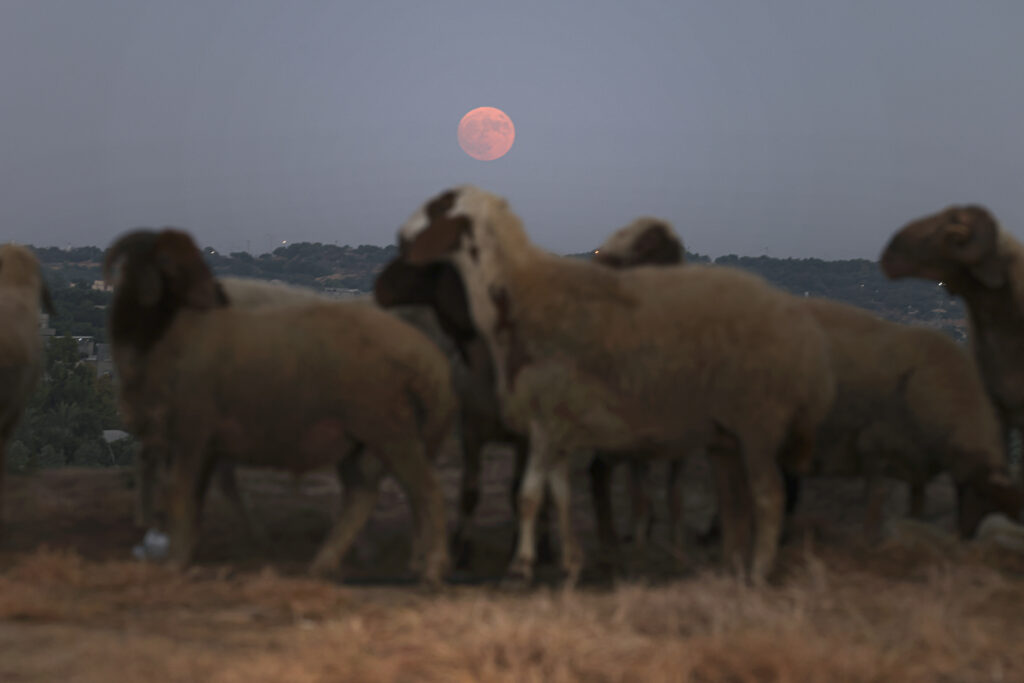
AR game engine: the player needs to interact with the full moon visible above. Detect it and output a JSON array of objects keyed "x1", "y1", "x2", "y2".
[{"x1": 457, "y1": 106, "x2": 515, "y2": 161}]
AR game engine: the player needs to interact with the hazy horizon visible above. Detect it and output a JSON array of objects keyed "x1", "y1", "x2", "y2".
[{"x1": 3, "y1": 1, "x2": 1022, "y2": 259}]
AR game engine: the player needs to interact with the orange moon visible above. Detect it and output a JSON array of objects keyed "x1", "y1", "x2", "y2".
[{"x1": 457, "y1": 106, "x2": 515, "y2": 161}]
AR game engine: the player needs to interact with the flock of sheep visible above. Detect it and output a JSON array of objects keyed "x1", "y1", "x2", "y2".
[{"x1": 1, "y1": 186, "x2": 1023, "y2": 589}]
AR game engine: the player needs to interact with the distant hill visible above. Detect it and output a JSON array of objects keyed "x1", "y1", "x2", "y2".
[
  {"x1": 30, "y1": 241, "x2": 965, "y2": 343},
  {"x1": 568, "y1": 249, "x2": 965, "y2": 340}
]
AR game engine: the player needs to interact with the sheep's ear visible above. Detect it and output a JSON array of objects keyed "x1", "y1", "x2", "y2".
[
  {"x1": 374, "y1": 258, "x2": 434, "y2": 308},
  {"x1": 135, "y1": 264, "x2": 163, "y2": 307},
  {"x1": 433, "y1": 263, "x2": 476, "y2": 336},
  {"x1": 103, "y1": 229, "x2": 158, "y2": 284},
  {"x1": 154, "y1": 229, "x2": 221, "y2": 310},
  {"x1": 633, "y1": 223, "x2": 683, "y2": 266},
  {"x1": 403, "y1": 215, "x2": 472, "y2": 264},
  {"x1": 945, "y1": 207, "x2": 1005, "y2": 288},
  {"x1": 39, "y1": 280, "x2": 55, "y2": 315}
]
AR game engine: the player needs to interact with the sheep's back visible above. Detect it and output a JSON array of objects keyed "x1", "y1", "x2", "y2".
[
  {"x1": 147, "y1": 302, "x2": 455, "y2": 465},
  {"x1": 499, "y1": 261, "x2": 832, "y2": 448},
  {"x1": 804, "y1": 297, "x2": 1004, "y2": 478}
]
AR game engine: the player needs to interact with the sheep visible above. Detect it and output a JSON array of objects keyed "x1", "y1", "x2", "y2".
[
  {"x1": 130, "y1": 275, "x2": 343, "y2": 544},
  {"x1": 104, "y1": 228, "x2": 454, "y2": 585},
  {"x1": 881, "y1": 205, "x2": 1024, "y2": 458},
  {"x1": 0, "y1": 244, "x2": 53, "y2": 531},
  {"x1": 130, "y1": 270, "x2": 545, "y2": 571},
  {"x1": 396, "y1": 185, "x2": 836, "y2": 585},
  {"x1": 375, "y1": 240, "x2": 681, "y2": 572},
  {"x1": 588, "y1": 219, "x2": 698, "y2": 552},
  {"x1": 599, "y1": 219, "x2": 1023, "y2": 543},
  {"x1": 373, "y1": 258, "x2": 546, "y2": 567}
]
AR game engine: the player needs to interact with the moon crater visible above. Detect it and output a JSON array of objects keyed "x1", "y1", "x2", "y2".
[{"x1": 457, "y1": 107, "x2": 515, "y2": 161}]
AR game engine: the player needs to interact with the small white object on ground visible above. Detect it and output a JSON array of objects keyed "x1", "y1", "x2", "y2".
[{"x1": 131, "y1": 528, "x2": 170, "y2": 560}]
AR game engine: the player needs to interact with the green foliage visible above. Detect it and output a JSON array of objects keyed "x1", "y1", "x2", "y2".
[
  {"x1": 5, "y1": 441, "x2": 33, "y2": 473},
  {"x1": 7, "y1": 336, "x2": 124, "y2": 471},
  {"x1": 49, "y1": 282, "x2": 111, "y2": 342}
]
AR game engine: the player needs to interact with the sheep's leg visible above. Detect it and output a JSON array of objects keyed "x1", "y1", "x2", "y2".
[
  {"x1": 133, "y1": 437, "x2": 166, "y2": 529},
  {"x1": 512, "y1": 436, "x2": 554, "y2": 564},
  {"x1": 549, "y1": 454, "x2": 582, "y2": 587},
  {"x1": 452, "y1": 421, "x2": 484, "y2": 568},
  {"x1": 908, "y1": 481, "x2": 926, "y2": 519},
  {"x1": 309, "y1": 449, "x2": 383, "y2": 579},
  {"x1": 0, "y1": 438, "x2": 6, "y2": 534},
  {"x1": 165, "y1": 450, "x2": 216, "y2": 570},
  {"x1": 374, "y1": 439, "x2": 450, "y2": 587},
  {"x1": 134, "y1": 447, "x2": 156, "y2": 528},
  {"x1": 862, "y1": 475, "x2": 888, "y2": 543},
  {"x1": 215, "y1": 462, "x2": 269, "y2": 546},
  {"x1": 667, "y1": 458, "x2": 687, "y2": 553},
  {"x1": 744, "y1": 445, "x2": 786, "y2": 586},
  {"x1": 708, "y1": 447, "x2": 750, "y2": 576},
  {"x1": 588, "y1": 454, "x2": 620, "y2": 566},
  {"x1": 627, "y1": 458, "x2": 653, "y2": 549},
  {"x1": 507, "y1": 423, "x2": 551, "y2": 584}
]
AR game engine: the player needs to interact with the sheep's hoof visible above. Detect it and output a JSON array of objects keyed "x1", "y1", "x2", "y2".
[
  {"x1": 451, "y1": 535, "x2": 475, "y2": 570},
  {"x1": 697, "y1": 518, "x2": 722, "y2": 547},
  {"x1": 419, "y1": 551, "x2": 450, "y2": 587},
  {"x1": 536, "y1": 534, "x2": 556, "y2": 566},
  {"x1": 308, "y1": 555, "x2": 343, "y2": 581},
  {"x1": 501, "y1": 557, "x2": 534, "y2": 591}
]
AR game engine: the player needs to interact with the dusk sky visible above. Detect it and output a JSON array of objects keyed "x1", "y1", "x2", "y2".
[{"x1": 2, "y1": 1, "x2": 1022, "y2": 259}]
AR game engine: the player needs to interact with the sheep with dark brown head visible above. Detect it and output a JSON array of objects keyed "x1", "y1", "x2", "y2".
[
  {"x1": 105, "y1": 228, "x2": 454, "y2": 584},
  {"x1": 600, "y1": 217, "x2": 1023, "y2": 544},
  {"x1": 882, "y1": 205, "x2": 1024, "y2": 461},
  {"x1": 396, "y1": 185, "x2": 835, "y2": 586}
]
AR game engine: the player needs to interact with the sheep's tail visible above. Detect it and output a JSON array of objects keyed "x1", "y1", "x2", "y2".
[
  {"x1": 409, "y1": 362, "x2": 458, "y2": 461},
  {"x1": 778, "y1": 408, "x2": 818, "y2": 475},
  {"x1": 781, "y1": 338, "x2": 836, "y2": 476}
]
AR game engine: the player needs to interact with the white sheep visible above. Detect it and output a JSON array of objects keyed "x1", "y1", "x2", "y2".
[
  {"x1": 881, "y1": 205, "x2": 1024, "y2": 458},
  {"x1": 597, "y1": 218, "x2": 1023, "y2": 544},
  {"x1": 397, "y1": 185, "x2": 836, "y2": 585},
  {"x1": 104, "y1": 228, "x2": 454, "y2": 585},
  {"x1": 0, "y1": 243, "x2": 53, "y2": 531}
]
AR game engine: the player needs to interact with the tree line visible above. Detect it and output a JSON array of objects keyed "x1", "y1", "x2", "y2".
[{"x1": 7, "y1": 241, "x2": 965, "y2": 473}]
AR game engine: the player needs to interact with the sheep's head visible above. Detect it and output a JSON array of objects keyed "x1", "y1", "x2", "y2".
[
  {"x1": 105, "y1": 228, "x2": 226, "y2": 353},
  {"x1": 398, "y1": 185, "x2": 519, "y2": 268},
  {"x1": 880, "y1": 205, "x2": 1005, "y2": 290},
  {"x1": 374, "y1": 258, "x2": 476, "y2": 341},
  {"x1": 0, "y1": 243, "x2": 55, "y2": 315},
  {"x1": 105, "y1": 228, "x2": 223, "y2": 311},
  {"x1": 593, "y1": 217, "x2": 682, "y2": 269},
  {"x1": 956, "y1": 466, "x2": 1024, "y2": 538}
]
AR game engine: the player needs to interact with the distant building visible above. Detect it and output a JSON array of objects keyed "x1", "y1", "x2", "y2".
[
  {"x1": 102, "y1": 429, "x2": 130, "y2": 444},
  {"x1": 72, "y1": 337, "x2": 115, "y2": 378},
  {"x1": 91, "y1": 280, "x2": 113, "y2": 292},
  {"x1": 73, "y1": 336, "x2": 96, "y2": 358},
  {"x1": 94, "y1": 343, "x2": 115, "y2": 379},
  {"x1": 321, "y1": 287, "x2": 365, "y2": 299},
  {"x1": 38, "y1": 312, "x2": 55, "y2": 337}
]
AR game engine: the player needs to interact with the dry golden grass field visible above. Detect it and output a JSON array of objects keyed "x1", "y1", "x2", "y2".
[{"x1": 2, "y1": 446, "x2": 1024, "y2": 682}]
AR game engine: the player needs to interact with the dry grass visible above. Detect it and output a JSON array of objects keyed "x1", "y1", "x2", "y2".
[
  {"x1": 2, "y1": 467, "x2": 1024, "y2": 682},
  {"x1": 2, "y1": 546, "x2": 1024, "y2": 682}
]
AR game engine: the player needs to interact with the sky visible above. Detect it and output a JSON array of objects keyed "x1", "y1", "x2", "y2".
[{"x1": 1, "y1": 1, "x2": 1022, "y2": 259}]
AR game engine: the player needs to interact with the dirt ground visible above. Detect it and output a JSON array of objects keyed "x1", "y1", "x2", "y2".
[{"x1": 2, "y1": 446, "x2": 1024, "y2": 682}]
